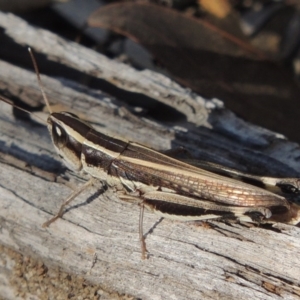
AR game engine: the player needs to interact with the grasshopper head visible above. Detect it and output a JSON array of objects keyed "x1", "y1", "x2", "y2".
[{"x1": 47, "y1": 112, "x2": 92, "y2": 171}]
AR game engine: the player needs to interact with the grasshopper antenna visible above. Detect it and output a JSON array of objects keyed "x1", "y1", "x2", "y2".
[
  {"x1": 0, "y1": 95, "x2": 47, "y2": 125},
  {"x1": 28, "y1": 47, "x2": 52, "y2": 114}
]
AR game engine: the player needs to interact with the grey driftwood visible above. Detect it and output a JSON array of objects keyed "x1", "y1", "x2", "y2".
[{"x1": 0, "y1": 12, "x2": 300, "y2": 300}]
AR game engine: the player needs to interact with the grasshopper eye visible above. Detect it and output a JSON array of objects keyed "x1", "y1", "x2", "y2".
[{"x1": 52, "y1": 124, "x2": 67, "y2": 149}]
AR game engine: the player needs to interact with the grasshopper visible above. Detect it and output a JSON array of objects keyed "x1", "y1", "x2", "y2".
[{"x1": 1, "y1": 49, "x2": 300, "y2": 259}]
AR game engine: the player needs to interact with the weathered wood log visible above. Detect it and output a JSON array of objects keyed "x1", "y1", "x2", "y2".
[{"x1": 0, "y1": 11, "x2": 300, "y2": 300}]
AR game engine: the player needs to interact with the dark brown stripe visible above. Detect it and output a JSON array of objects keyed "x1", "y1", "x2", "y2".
[
  {"x1": 83, "y1": 145, "x2": 114, "y2": 170},
  {"x1": 87, "y1": 129, "x2": 128, "y2": 154},
  {"x1": 51, "y1": 112, "x2": 92, "y2": 137},
  {"x1": 144, "y1": 199, "x2": 237, "y2": 219},
  {"x1": 239, "y1": 177, "x2": 266, "y2": 189},
  {"x1": 123, "y1": 143, "x2": 184, "y2": 166},
  {"x1": 83, "y1": 130, "x2": 129, "y2": 170}
]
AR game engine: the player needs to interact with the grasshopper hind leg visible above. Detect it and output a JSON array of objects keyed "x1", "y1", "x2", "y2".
[
  {"x1": 139, "y1": 203, "x2": 149, "y2": 260},
  {"x1": 117, "y1": 192, "x2": 149, "y2": 259}
]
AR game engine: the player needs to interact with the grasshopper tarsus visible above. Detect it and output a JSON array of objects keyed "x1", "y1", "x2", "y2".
[{"x1": 42, "y1": 216, "x2": 60, "y2": 228}]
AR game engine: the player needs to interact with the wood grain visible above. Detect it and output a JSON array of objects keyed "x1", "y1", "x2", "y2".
[{"x1": 0, "y1": 11, "x2": 300, "y2": 300}]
